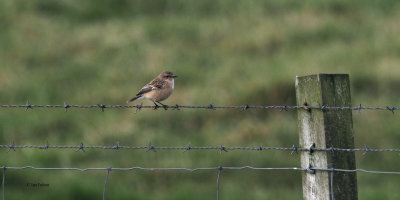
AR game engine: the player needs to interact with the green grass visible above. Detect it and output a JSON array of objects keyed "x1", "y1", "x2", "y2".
[{"x1": 1, "y1": 0, "x2": 400, "y2": 199}]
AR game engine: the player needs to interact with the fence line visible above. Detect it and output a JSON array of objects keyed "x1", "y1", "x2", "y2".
[
  {"x1": 1, "y1": 143, "x2": 399, "y2": 154},
  {"x1": 0, "y1": 102, "x2": 399, "y2": 113},
  {"x1": 2, "y1": 75, "x2": 399, "y2": 199},
  {"x1": 2, "y1": 165, "x2": 400, "y2": 200}
]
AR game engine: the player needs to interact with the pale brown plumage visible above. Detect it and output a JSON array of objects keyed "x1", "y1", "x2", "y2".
[{"x1": 127, "y1": 71, "x2": 177, "y2": 106}]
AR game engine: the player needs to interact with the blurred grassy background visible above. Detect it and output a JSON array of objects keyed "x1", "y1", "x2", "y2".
[{"x1": 1, "y1": 0, "x2": 400, "y2": 199}]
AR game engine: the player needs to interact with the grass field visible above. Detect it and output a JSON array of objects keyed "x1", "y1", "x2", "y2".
[{"x1": 1, "y1": 0, "x2": 400, "y2": 199}]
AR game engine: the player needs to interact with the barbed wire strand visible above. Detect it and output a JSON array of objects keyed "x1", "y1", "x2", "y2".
[
  {"x1": 1, "y1": 143, "x2": 399, "y2": 155},
  {"x1": 0, "y1": 103, "x2": 399, "y2": 113}
]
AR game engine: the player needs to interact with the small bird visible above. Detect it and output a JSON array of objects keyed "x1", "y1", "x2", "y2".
[{"x1": 127, "y1": 71, "x2": 177, "y2": 108}]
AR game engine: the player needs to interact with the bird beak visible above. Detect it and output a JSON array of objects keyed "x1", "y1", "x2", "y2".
[{"x1": 172, "y1": 75, "x2": 178, "y2": 78}]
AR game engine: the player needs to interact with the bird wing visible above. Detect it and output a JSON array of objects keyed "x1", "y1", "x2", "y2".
[
  {"x1": 136, "y1": 78, "x2": 165, "y2": 96},
  {"x1": 135, "y1": 85, "x2": 153, "y2": 96}
]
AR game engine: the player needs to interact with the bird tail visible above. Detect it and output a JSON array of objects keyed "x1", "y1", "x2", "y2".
[{"x1": 127, "y1": 95, "x2": 142, "y2": 103}]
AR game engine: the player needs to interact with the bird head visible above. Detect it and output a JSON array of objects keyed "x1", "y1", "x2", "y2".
[{"x1": 160, "y1": 71, "x2": 177, "y2": 80}]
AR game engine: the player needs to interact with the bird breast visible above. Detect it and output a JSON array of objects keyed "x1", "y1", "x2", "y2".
[{"x1": 151, "y1": 79, "x2": 174, "y2": 101}]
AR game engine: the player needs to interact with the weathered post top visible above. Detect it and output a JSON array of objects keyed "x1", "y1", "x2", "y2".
[{"x1": 295, "y1": 74, "x2": 358, "y2": 200}]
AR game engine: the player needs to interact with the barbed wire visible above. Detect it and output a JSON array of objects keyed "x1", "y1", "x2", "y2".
[
  {"x1": 0, "y1": 102, "x2": 399, "y2": 113},
  {"x1": 1, "y1": 102, "x2": 399, "y2": 199},
  {"x1": 1, "y1": 165, "x2": 400, "y2": 200},
  {"x1": 1, "y1": 142, "x2": 399, "y2": 155}
]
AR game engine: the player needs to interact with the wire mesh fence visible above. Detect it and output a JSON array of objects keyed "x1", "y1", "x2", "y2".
[{"x1": 2, "y1": 165, "x2": 400, "y2": 200}]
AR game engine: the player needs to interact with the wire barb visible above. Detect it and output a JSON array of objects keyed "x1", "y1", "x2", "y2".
[
  {"x1": 7, "y1": 141, "x2": 15, "y2": 152},
  {"x1": 76, "y1": 143, "x2": 85, "y2": 152},
  {"x1": 112, "y1": 142, "x2": 120, "y2": 150},
  {"x1": 257, "y1": 146, "x2": 263, "y2": 151},
  {"x1": 135, "y1": 103, "x2": 143, "y2": 114},
  {"x1": 25, "y1": 100, "x2": 32, "y2": 111},
  {"x1": 280, "y1": 104, "x2": 288, "y2": 112},
  {"x1": 386, "y1": 106, "x2": 395, "y2": 114},
  {"x1": 184, "y1": 144, "x2": 191, "y2": 152},
  {"x1": 362, "y1": 144, "x2": 371, "y2": 156},
  {"x1": 162, "y1": 104, "x2": 168, "y2": 111},
  {"x1": 329, "y1": 145, "x2": 335, "y2": 154},
  {"x1": 146, "y1": 143, "x2": 156, "y2": 152},
  {"x1": 172, "y1": 104, "x2": 180, "y2": 110},
  {"x1": 207, "y1": 103, "x2": 216, "y2": 110},
  {"x1": 64, "y1": 102, "x2": 70, "y2": 112},
  {"x1": 291, "y1": 145, "x2": 298, "y2": 155},
  {"x1": 97, "y1": 104, "x2": 106, "y2": 112},
  {"x1": 40, "y1": 141, "x2": 50, "y2": 150},
  {"x1": 219, "y1": 145, "x2": 227, "y2": 154},
  {"x1": 319, "y1": 104, "x2": 327, "y2": 110}
]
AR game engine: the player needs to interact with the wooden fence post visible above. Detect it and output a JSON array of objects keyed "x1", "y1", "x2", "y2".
[{"x1": 295, "y1": 74, "x2": 358, "y2": 200}]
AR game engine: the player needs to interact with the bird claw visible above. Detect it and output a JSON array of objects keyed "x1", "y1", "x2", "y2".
[
  {"x1": 162, "y1": 104, "x2": 168, "y2": 110},
  {"x1": 155, "y1": 101, "x2": 168, "y2": 110}
]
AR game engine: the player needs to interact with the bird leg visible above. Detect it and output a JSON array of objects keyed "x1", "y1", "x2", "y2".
[
  {"x1": 152, "y1": 101, "x2": 160, "y2": 110},
  {"x1": 156, "y1": 101, "x2": 169, "y2": 110}
]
